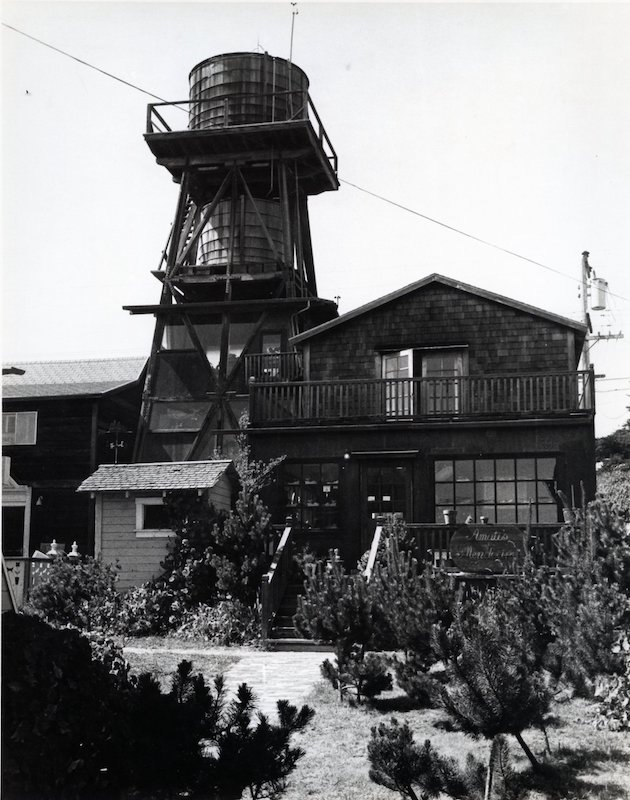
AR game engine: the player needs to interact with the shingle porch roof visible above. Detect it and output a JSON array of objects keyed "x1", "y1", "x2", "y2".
[{"x1": 77, "y1": 460, "x2": 235, "y2": 493}]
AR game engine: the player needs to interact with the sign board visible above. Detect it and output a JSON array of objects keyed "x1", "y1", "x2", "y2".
[{"x1": 450, "y1": 524, "x2": 527, "y2": 573}]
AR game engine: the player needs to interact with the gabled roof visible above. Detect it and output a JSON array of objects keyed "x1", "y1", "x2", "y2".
[
  {"x1": 77, "y1": 460, "x2": 235, "y2": 493},
  {"x1": 290, "y1": 274, "x2": 587, "y2": 345},
  {"x1": 2, "y1": 357, "x2": 146, "y2": 399}
]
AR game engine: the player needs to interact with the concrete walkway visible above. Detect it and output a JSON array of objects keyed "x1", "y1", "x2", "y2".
[
  {"x1": 124, "y1": 645, "x2": 332, "y2": 718},
  {"x1": 222, "y1": 649, "x2": 331, "y2": 717}
]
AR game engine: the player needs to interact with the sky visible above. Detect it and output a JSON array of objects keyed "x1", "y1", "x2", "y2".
[{"x1": 2, "y1": 1, "x2": 629, "y2": 436}]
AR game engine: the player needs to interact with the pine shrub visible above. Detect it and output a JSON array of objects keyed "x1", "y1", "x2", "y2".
[
  {"x1": 2, "y1": 612, "x2": 313, "y2": 799},
  {"x1": 368, "y1": 718, "x2": 481, "y2": 800},
  {"x1": 294, "y1": 553, "x2": 391, "y2": 702},
  {"x1": 370, "y1": 536, "x2": 457, "y2": 705},
  {"x1": 434, "y1": 587, "x2": 551, "y2": 772}
]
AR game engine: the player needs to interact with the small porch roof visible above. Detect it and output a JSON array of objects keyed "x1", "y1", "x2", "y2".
[{"x1": 77, "y1": 460, "x2": 236, "y2": 493}]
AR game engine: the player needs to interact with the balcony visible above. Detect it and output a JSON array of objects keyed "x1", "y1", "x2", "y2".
[
  {"x1": 249, "y1": 370, "x2": 594, "y2": 426},
  {"x1": 244, "y1": 352, "x2": 303, "y2": 383}
]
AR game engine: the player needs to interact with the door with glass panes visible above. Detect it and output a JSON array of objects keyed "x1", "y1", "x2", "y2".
[{"x1": 360, "y1": 463, "x2": 411, "y2": 552}]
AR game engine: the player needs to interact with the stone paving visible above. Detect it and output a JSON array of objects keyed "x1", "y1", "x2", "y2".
[
  {"x1": 124, "y1": 645, "x2": 332, "y2": 718},
  {"x1": 222, "y1": 649, "x2": 331, "y2": 717}
]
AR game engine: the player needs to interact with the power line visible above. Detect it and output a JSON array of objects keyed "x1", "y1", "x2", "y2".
[
  {"x1": 339, "y1": 179, "x2": 630, "y2": 305},
  {"x1": 2, "y1": 22, "x2": 171, "y2": 103}
]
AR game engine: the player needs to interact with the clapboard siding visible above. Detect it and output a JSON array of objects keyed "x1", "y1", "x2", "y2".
[
  {"x1": 100, "y1": 495, "x2": 173, "y2": 591},
  {"x1": 212, "y1": 474, "x2": 233, "y2": 510},
  {"x1": 98, "y1": 476, "x2": 235, "y2": 591}
]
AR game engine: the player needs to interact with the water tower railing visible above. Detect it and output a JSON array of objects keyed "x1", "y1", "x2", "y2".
[{"x1": 146, "y1": 92, "x2": 338, "y2": 174}]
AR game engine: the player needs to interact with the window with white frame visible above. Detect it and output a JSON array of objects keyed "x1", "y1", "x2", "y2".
[
  {"x1": 135, "y1": 497, "x2": 173, "y2": 537},
  {"x1": 382, "y1": 348, "x2": 467, "y2": 416},
  {"x1": 2, "y1": 412, "x2": 38, "y2": 446}
]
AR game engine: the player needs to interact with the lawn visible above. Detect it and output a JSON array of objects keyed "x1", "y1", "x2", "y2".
[
  {"x1": 281, "y1": 681, "x2": 630, "y2": 800},
  {"x1": 123, "y1": 636, "x2": 241, "y2": 691},
  {"x1": 119, "y1": 642, "x2": 630, "y2": 800}
]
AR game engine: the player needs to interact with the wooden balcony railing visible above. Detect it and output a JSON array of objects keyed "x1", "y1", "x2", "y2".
[
  {"x1": 245, "y1": 352, "x2": 303, "y2": 383},
  {"x1": 146, "y1": 92, "x2": 338, "y2": 176},
  {"x1": 249, "y1": 370, "x2": 594, "y2": 425}
]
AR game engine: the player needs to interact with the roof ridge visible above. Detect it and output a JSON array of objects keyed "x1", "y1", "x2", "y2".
[
  {"x1": 94, "y1": 459, "x2": 234, "y2": 468},
  {"x1": 2, "y1": 356, "x2": 146, "y2": 367}
]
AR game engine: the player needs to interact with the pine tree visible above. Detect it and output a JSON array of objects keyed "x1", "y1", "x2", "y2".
[
  {"x1": 371, "y1": 536, "x2": 457, "y2": 705},
  {"x1": 368, "y1": 719, "x2": 478, "y2": 800},
  {"x1": 294, "y1": 554, "x2": 391, "y2": 702},
  {"x1": 434, "y1": 587, "x2": 551, "y2": 773}
]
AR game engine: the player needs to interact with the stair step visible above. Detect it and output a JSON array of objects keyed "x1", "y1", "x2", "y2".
[{"x1": 266, "y1": 638, "x2": 333, "y2": 652}]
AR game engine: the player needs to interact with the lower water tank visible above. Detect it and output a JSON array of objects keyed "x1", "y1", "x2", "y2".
[{"x1": 198, "y1": 197, "x2": 287, "y2": 267}]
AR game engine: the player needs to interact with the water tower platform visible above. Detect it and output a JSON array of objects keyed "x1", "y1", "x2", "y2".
[{"x1": 145, "y1": 111, "x2": 338, "y2": 196}]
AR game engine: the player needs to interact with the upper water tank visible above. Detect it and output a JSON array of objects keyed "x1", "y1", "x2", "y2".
[
  {"x1": 591, "y1": 277, "x2": 608, "y2": 310},
  {"x1": 189, "y1": 52, "x2": 309, "y2": 130}
]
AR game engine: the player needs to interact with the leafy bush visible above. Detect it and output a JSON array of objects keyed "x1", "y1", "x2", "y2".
[
  {"x1": 595, "y1": 630, "x2": 630, "y2": 732},
  {"x1": 176, "y1": 599, "x2": 260, "y2": 645},
  {"x1": 117, "y1": 490, "x2": 274, "y2": 636},
  {"x1": 598, "y1": 464, "x2": 630, "y2": 520},
  {"x1": 25, "y1": 554, "x2": 121, "y2": 632},
  {"x1": 539, "y1": 498, "x2": 630, "y2": 693},
  {"x1": 118, "y1": 581, "x2": 187, "y2": 636},
  {"x1": 2, "y1": 611, "x2": 128, "y2": 799}
]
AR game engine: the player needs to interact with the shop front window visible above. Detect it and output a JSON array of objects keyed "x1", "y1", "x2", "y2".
[
  {"x1": 434, "y1": 456, "x2": 559, "y2": 524},
  {"x1": 284, "y1": 463, "x2": 339, "y2": 531}
]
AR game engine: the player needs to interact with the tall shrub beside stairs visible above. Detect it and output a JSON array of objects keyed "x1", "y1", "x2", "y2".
[{"x1": 370, "y1": 536, "x2": 457, "y2": 705}]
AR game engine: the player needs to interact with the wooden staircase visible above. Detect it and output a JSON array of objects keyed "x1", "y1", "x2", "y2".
[{"x1": 261, "y1": 526, "x2": 332, "y2": 651}]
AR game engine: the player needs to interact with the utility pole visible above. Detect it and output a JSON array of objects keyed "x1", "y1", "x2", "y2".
[
  {"x1": 580, "y1": 250, "x2": 623, "y2": 373},
  {"x1": 580, "y1": 251, "x2": 592, "y2": 371}
]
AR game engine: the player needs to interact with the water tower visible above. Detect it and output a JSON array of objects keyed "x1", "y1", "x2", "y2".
[{"x1": 126, "y1": 53, "x2": 339, "y2": 461}]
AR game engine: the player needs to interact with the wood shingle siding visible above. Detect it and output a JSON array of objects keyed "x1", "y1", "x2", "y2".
[{"x1": 306, "y1": 284, "x2": 580, "y2": 382}]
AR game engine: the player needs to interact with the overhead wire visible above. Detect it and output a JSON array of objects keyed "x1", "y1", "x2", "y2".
[
  {"x1": 2, "y1": 22, "x2": 174, "y2": 104},
  {"x1": 340, "y1": 178, "x2": 630, "y2": 305}
]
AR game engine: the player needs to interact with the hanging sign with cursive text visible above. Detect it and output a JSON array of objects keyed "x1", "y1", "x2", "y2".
[{"x1": 449, "y1": 524, "x2": 527, "y2": 573}]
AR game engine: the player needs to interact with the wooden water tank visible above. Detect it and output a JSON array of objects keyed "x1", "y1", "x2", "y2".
[
  {"x1": 189, "y1": 52, "x2": 309, "y2": 130},
  {"x1": 198, "y1": 197, "x2": 287, "y2": 267}
]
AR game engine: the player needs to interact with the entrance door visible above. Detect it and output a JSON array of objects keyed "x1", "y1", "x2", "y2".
[{"x1": 360, "y1": 462, "x2": 411, "y2": 553}]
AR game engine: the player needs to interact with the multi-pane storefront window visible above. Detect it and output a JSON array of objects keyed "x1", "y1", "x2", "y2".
[
  {"x1": 284, "y1": 463, "x2": 339, "y2": 531},
  {"x1": 434, "y1": 456, "x2": 559, "y2": 524}
]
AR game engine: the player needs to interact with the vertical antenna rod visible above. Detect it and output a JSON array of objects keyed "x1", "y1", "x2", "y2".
[{"x1": 289, "y1": 3, "x2": 298, "y2": 64}]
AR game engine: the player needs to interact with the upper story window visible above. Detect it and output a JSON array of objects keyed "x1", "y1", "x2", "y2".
[
  {"x1": 381, "y1": 348, "x2": 467, "y2": 416},
  {"x1": 2, "y1": 412, "x2": 38, "y2": 446}
]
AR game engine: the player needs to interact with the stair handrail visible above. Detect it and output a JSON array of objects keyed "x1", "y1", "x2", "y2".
[
  {"x1": 261, "y1": 525, "x2": 293, "y2": 643},
  {"x1": 364, "y1": 524, "x2": 385, "y2": 582}
]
